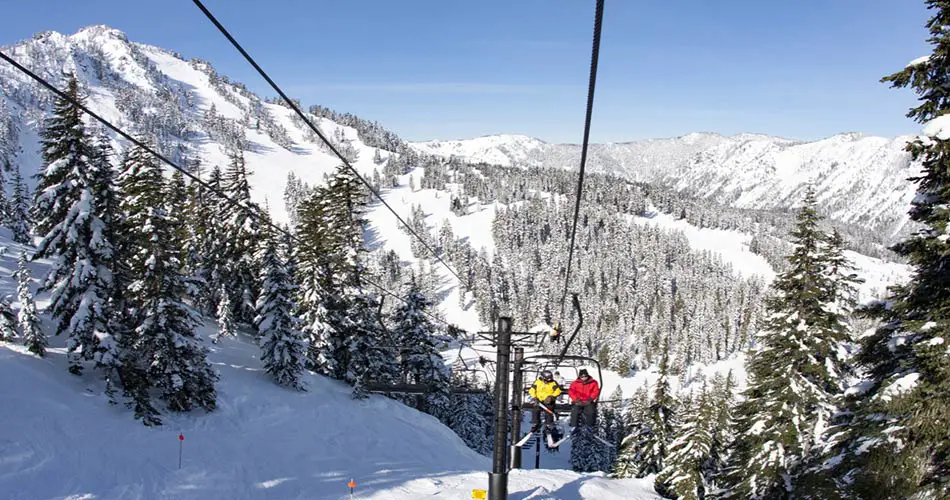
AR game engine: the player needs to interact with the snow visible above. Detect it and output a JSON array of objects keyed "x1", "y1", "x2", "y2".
[
  {"x1": 629, "y1": 205, "x2": 774, "y2": 281},
  {"x1": 880, "y1": 372, "x2": 920, "y2": 402},
  {"x1": 923, "y1": 114, "x2": 950, "y2": 140},
  {"x1": 906, "y1": 55, "x2": 930, "y2": 68},
  {"x1": 0, "y1": 328, "x2": 658, "y2": 499},
  {"x1": 844, "y1": 250, "x2": 913, "y2": 304},
  {"x1": 412, "y1": 134, "x2": 547, "y2": 167},
  {"x1": 362, "y1": 167, "x2": 496, "y2": 334}
]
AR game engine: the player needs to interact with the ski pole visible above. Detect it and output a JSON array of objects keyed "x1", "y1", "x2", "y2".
[{"x1": 537, "y1": 401, "x2": 556, "y2": 415}]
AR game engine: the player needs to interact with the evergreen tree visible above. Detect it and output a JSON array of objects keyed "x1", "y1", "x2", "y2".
[
  {"x1": 445, "y1": 379, "x2": 493, "y2": 455},
  {"x1": 214, "y1": 285, "x2": 236, "y2": 343},
  {"x1": 0, "y1": 296, "x2": 16, "y2": 341},
  {"x1": 133, "y1": 201, "x2": 218, "y2": 412},
  {"x1": 307, "y1": 291, "x2": 348, "y2": 378},
  {"x1": 193, "y1": 164, "x2": 224, "y2": 314},
  {"x1": 720, "y1": 188, "x2": 854, "y2": 499},
  {"x1": 255, "y1": 231, "x2": 307, "y2": 390},
  {"x1": 390, "y1": 281, "x2": 451, "y2": 415},
  {"x1": 9, "y1": 163, "x2": 31, "y2": 245},
  {"x1": 599, "y1": 386, "x2": 625, "y2": 470},
  {"x1": 32, "y1": 76, "x2": 84, "y2": 238},
  {"x1": 616, "y1": 342, "x2": 677, "y2": 478},
  {"x1": 705, "y1": 371, "x2": 737, "y2": 495},
  {"x1": 655, "y1": 384, "x2": 716, "y2": 500},
  {"x1": 0, "y1": 158, "x2": 9, "y2": 226},
  {"x1": 118, "y1": 139, "x2": 164, "y2": 278},
  {"x1": 33, "y1": 77, "x2": 118, "y2": 375},
  {"x1": 827, "y1": 4, "x2": 950, "y2": 497},
  {"x1": 571, "y1": 425, "x2": 607, "y2": 473},
  {"x1": 217, "y1": 150, "x2": 260, "y2": 323},
  {"x1": 15, "y1": 255, "x2": 45, "y2": 357},
  {"x1": 349, "y1": 291, "x2": 399, "y2": 399},
  {"x1": 118, "y1": 141, "x2": 217, "y2": 417},
  {"x1": 323, "y1": 163, "x2": 368, "y2": 289}
]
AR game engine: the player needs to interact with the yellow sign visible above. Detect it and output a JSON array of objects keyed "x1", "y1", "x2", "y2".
[{"x1": 472, "y1": 489, "x2": 487, "y2": 499}]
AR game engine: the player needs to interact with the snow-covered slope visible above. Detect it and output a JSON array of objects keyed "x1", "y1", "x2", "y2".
[
  {"x1": 412, "y1": 132, "x2": 922, "y2": 238},
  {"x1": 628, "y1": 204, "x2": 911, "y2": 303},
  {"x1": 0, "y1": 332, "x2": 657, "y2": 499},
  {"x1": 0, "y1": 226, "x2": 656, "y2": 499}
]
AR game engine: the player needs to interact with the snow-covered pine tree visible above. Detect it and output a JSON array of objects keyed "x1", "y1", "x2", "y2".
[
  {"x1": 214, "y1": 285, "x2": 236, "y2": 344},
  {"x1": 612, "y1": 384, "x2": 650, "y2": 478},
  {"x1": 33, "y1": 77, "x2": 118, "y2": 375},
  {"x1": 719, "y1": 187, "x2": 853, "y2": 499},
  {"x1": 826, "y1": 4, "x2": 950, "y2": 497},
  {"x1": 254, "y1": 230, "x2": 306, "y2": 390},
  {"x1": 322, "y1": 163, "x2": 368, "y2": 289},
  {"x1": 118, "y1": 138, "x2": 164, "y2": 278},
  {"x1": 390, "y1": 280, "x2": 451, "y2": 416},
  {"x1": 9, "y1": 163, "x2": 31, "y2": 245},
  {"x1": 616, "y1": 341, "x2": 677, "y2": 478},
  {"x1": 0, "y1": 157, "x2": 10, "y2": 227},
  {"x1": 655, "y1": 383, "x2": 716, "y2": 500},
  {"x1": 15, "y1": 254, "x2": 45, "y2": 357},
  {"x1": 192, "y1": 164, "x2": 224, "y2": 314},
  {"x1": 118, "y1": 140, "x2": 217, "y2": 415},
  {"x1": 822, "y1": 228, "x2": 862, "y2": 313},
  {"x1": 599, "y1": 386, "x2": 625, "y2": 470},
  {"x1": 349, "y1": 290, "x2": 399, "y2": 399},
  {"x1": 88, "y1": 133, "x2": 126, "y2": 398},
  {"x1": 217, "y1": 150, "x2": 261, "y2": 323},
  {"x1": 134, "y1": 200, "x2": 218, "y2": 412},
  {"x1": 0, "y1": 296, "x2": 17, "y2": 341},
  {"x1": 705, "y1": 371, "x2": 737, "y2": 495},
  {"x1": 445, "y1": 377, "x2": 493, "y2": 455},
  {"x1": 571, "y1": 425, "x2": 607, "y2": 473}
]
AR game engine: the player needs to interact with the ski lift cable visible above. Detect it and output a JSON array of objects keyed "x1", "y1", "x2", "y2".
[
  {"x1": 557, "y1": 0, "x2": 604, "y2": 324},
  {"x1": 0, "y1": 50, "x2": 470, "y2": 341},
  {"x1": 190, "y1": 0, "x2": 467, "y2": 288}
]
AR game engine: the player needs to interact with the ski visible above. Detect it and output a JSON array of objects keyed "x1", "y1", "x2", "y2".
[
  {"x1": 550, "y1": 433, "x2": 571, "y2": 448},
  {"x1": 515, "y1": 431, "x2": 535, "y2": 448}
]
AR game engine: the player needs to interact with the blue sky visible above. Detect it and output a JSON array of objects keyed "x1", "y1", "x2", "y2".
[{"x1": 0, "y1": 0, "x2": 933, "y2": 143}]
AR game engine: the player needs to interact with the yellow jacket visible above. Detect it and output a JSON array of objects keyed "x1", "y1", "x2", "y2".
[{"x1": 529, "y1": 379, "x2": 561, "y2": 401}]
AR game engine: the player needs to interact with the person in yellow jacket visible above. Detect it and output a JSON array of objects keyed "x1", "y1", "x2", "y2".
[{"x1": 528, "y1": 370, "x2": 561, "y2": 431}]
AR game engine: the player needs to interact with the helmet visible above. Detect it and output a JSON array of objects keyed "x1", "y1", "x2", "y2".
[{"x1": 541, "y1": 370, "x2": 553, "y2": 381}]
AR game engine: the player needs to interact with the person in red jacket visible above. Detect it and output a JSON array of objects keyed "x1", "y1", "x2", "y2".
[{"x1": 568, "y1": 369, "x2": 600, "y2": 428}]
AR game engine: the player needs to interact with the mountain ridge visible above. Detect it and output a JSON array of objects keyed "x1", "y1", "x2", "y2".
[{"x1": 410, "y1": 130, "x2": 921, "y2": 240}]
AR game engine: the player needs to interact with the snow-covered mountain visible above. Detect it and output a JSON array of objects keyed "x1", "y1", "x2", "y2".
[
  {"x1": 0, "y1": 25, "x2": 391, "y2": 226},
  {"x1": 412, "y1": 131, "x2": 922, "y2": 239}
]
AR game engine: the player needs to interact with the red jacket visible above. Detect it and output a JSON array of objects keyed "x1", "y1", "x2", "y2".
[{"x1": 568, "y1": 378, "x2": 600, "y2": 402}]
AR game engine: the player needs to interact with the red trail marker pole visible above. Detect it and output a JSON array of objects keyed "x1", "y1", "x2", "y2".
[{"x1": 178, "y1": 433, "x2": 184, "y2": 469}]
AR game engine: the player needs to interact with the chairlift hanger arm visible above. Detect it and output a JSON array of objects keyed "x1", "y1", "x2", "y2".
[{"x1": 556, "y1": 293, "x2": 583, "y2": 364}]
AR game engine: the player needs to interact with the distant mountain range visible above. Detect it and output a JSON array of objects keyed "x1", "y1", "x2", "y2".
[{"x1": 411, "y1": 131, "x2": 922, "y2": 239}]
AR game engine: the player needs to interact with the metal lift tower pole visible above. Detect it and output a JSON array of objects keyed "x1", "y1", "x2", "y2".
[
  {"x1": 489, "y1": 317, "x2": 513, "y2": 500},
  {"x1": 509, "y1": 347, "x2": 525, "y2": 470}
]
